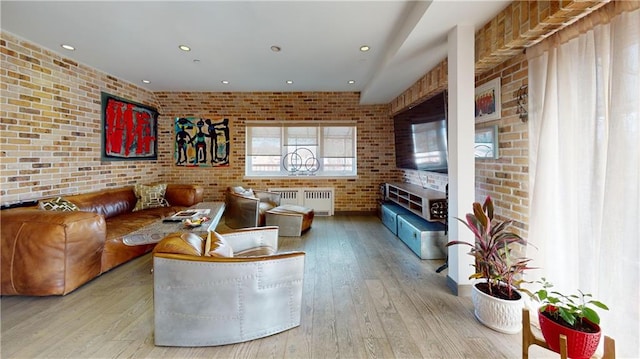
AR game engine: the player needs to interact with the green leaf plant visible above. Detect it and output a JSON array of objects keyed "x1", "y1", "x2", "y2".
[
  {"x1": 530, "y1": 278, "x2": 609, "y2": 328},
  {"x1": 446, "y1": 196, "x2": 535, "y2": 299}
]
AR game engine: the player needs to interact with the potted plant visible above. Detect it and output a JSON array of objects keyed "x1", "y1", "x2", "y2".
[
  {"x1": 530, "y1": 278, "x2": 609, "y2": 359},
  {"x1": 446, "y1": 196, "x2": 534, "y2": 334}
]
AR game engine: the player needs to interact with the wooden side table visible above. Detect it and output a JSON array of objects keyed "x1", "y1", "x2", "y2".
[{"x1": 522, "y1": 308, "x2": 615, "y2": 359}]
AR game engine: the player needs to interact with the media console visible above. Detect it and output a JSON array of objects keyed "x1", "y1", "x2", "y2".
[{"x1": 382, "y1": 183, "x2": 448, "y2": 260}]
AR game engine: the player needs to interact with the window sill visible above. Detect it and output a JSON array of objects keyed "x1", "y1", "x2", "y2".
[{"x1": 244, "y1": 175, "x2": 358, "y2": 180}]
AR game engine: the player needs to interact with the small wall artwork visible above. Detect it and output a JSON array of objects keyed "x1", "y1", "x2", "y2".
[
  {"x1": 101, "y1": 92, "x2": 158, "y2": 161},
  {"x1": 475, "y1": 77, "x2": 501, "y2": 123},
  {"x1": 174, "y1": 117, "x2": 229, "y2": 167}
]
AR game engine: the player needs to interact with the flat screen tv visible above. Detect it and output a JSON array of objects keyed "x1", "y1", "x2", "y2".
[{"x1": 393, "y1": 91, "x2": 448, "y2": 173}]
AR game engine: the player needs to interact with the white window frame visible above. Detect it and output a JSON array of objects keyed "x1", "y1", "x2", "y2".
[{"x1": 246, "y1": 122, "x2": 357, "y2": 177}]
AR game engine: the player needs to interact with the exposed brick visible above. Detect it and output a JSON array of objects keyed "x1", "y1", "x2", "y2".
[{"x1": 1, "y1": 32, "x2": 398, "y2": 210}]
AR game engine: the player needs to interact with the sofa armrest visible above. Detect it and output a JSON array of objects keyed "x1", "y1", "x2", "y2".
[
  {"x1": 165, "y1": 184, "x2": 204, "y2": 207},
  {"x1": 225, "y1": 191, "x2": 260, "y2": 228},
  {"x1": 219, "y1": 226, "x2": 279, "y2": 253},
  {"x1": 254, "y1": 190, "x2": 281, "y2": 206},
  {"x1": 0, "y1": 208, "x2": 106, "y2": 296},
  {"x1": 153, "y1": 250, "x2": 303, "y2": 263}
]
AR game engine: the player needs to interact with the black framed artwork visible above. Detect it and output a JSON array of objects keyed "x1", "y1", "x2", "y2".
[
  {"x1": 101, "y1": 92, "x2": 158, "y2": 161},
  {"x1": 174, "y1": 117, "x2": 229, "y2": 167}
]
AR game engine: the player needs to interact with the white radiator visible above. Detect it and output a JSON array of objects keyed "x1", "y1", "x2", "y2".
[{"x1": 269, "y1": 188, "x2": 334, "y2": 216}]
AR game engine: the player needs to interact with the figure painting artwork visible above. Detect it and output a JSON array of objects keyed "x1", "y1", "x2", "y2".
[
  {"x1": 174, "y1": 117, "x2": 229, "y2": 167},
  {"x1": 101, "y1": 92, "x2": 159, "y2": 161},
  {"x1": 474, "y1": 77, "x2": 501, "y2": 123}
]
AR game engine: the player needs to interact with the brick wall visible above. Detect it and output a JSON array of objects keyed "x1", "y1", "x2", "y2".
[
  {"x1": 1, "y1": 31, "x2": 401, "y2": 212},
  {"x1": 155, "y1": 92, "x2": 400, "y2": 212},
  {"x1": 390, "y1": 1, "x2": 607, "y2": 114},
  {"x1": 386, "y1": 0, "x2": 609, "y2": 236},
  {"x1": 0, "y1": 32, "x2": 164, "y2": 205},
  {"x1": 391, "y1": 56, "x2": 530, "y2": 237},
  {"x1": 474, "y1": 54, "x2": 529, "y2": 233}
]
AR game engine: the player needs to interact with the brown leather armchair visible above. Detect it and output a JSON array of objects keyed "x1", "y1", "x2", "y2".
[{"x1": 224, "y1": 186, "x2": 280, "y2": 228}]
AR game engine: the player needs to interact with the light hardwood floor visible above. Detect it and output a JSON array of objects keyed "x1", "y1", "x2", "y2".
[{"x1": 1, "y1": 215, "x2": 555, "y2": 358}]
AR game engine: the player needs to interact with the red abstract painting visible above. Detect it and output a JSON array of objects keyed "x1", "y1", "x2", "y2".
[{"x1": 101, "y1": 92, "x2": 158, "y2": 160}]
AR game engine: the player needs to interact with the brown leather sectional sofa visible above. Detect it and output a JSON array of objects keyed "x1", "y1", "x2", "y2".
[{"x1": 0, "y1": 184, "x2": 203, "y2": 296}]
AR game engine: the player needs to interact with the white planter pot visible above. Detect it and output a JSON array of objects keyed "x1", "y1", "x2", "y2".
[{"x1": 471, "y1": 280, "x2": 524, "y2": 334}]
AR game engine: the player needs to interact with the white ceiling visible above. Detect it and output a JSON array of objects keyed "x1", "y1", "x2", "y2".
[{"x1": 1, "y1": 0, "x2": 510, "y2": 104}]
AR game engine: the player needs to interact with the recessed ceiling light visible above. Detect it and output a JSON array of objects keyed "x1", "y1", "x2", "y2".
[
  {"x1": 61, "y1": 44, "x2": 75, "y2": 51},
  {"x1": 360, "y1": 45, "x2": 370, "y2": 52},
  {"x1": 286, "y1": 80, "x2": 294, "y2": 84},
  {"x1": 348, "y1": 80, "x2": 356, "y2": 84},
  {"x1": 270, "y1": 45, "x2": 281, "y2": 52},
  {"x1": 178, "y1": 45, "x2": 191, "y2": 52},
  {"x1": 221, "y1": 80, "x2": 229, "y2": 84},
  {"x1": 142, "y1": 80, "x2": 151, "y2": 84}
]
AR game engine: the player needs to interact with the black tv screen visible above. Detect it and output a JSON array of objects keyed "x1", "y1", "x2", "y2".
[{"x1": 393, "y1": 91, "x2": 448, "y2": 173}]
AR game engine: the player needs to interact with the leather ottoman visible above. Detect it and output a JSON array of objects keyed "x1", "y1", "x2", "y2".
[{"x1": 265, "y1": 205, "x2": 314, "y2": 236}]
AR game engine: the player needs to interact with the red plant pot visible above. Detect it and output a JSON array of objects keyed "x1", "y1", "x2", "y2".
[{"x1": 538, "y1": 305, "x2": 602, "y2": 359}]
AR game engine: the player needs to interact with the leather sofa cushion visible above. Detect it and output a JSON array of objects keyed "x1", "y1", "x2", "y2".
[
  {"x1": 67, "y1": 188, "x2": 137, "y2": 219},
  {"x1": 165, "y1": 184, "x2": 205, "y2": 207},
  {"x1": 102, "y1": 239, "x2": 156, "y2": 273},
  {"x1": 101, "y1": 205, "x2": 186, "y2": 273},
  {"x1": 0, "y1": 209, "x2": 105, "y2": 296},
  {"x1": 105, "y1": 206, "x2": 180, "y2": 241}
]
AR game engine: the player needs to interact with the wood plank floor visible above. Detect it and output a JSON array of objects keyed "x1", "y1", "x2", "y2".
[{"x1": 1, "y1": 215, "x2": 557, "y2": 358}]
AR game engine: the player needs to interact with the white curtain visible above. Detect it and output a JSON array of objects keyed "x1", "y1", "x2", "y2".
[{"x1": 527, "y1": 4, "x2": 639, "y2": 357}]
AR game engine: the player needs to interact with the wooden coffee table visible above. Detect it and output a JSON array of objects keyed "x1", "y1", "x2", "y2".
[{"x1": 123, "y1": 202, "x2": 225, "y2": 246}]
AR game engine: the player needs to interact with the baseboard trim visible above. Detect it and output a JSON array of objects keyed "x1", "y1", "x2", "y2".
[
  {"x1": 446, "y1": 276, "x2": 472, "y2": 297},
  {"x1": 334, "y1": 210, "x2": 376, "y2": 216}
]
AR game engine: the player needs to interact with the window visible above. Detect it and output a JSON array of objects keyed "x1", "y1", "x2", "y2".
[
  {"x1": 246, "y1": 123, "x2": 356, "y2": 177},
  {"x1": 526, "y1": 6, "x2": 639, "y2": 355}
]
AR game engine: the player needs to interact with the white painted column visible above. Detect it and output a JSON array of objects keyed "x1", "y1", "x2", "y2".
[{"x1": 446, "y1": 25, "x2": 476, "y2": 296}]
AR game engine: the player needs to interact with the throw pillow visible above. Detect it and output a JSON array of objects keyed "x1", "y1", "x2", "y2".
[
  {"x1": 231, "y1": 186, "x2": 255, "y2": 198},
  {"x1": 133, "y1": 183, "x2": 169, "y2": 212},
  {"x1": 38, "y1": 197, "x2": 79, "y2": 211},
  {"x1": 205, "y1": 231, "x2": 234, "y2": 258},
  {"x1": 231, "y1": 186, "x2": 245, "y2": 194}
]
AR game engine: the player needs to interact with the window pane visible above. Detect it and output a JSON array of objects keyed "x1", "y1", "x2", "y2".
[
  {"x1": 246, "y1": 124, "x2": 356, "y2": 176},
  {"x1": 248, "y1": 127, "x2": 281, "y2": 155},
  {"x1": 323, "y1": 127, "x2": 354, "y2": 157},
  {"x1": 284, "y1": 127, "x2": 318, "y2": 146},
  {"x1": 248, "y1": 155, "x2": 281, "y2": 172},
  {"x1": 283, "y1": 146, "x2": 319, "y2": 174}
]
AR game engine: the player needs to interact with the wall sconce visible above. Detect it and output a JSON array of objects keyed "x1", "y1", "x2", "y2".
[{"x1": 516, "y1": 85, "x2": 528, "y2": 122}]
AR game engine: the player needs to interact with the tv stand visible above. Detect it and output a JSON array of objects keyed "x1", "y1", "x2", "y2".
[
  {"x1": 381, "y1": 183, "x2": 448, "y2": 260},
  {"x1": 384, "y1": 183, "x2": 446, "y2": 223}
]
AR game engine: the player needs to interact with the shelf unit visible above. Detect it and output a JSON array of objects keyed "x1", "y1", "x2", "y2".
[{"x1": 385, "y1": 182, "x2": 446, "y2": 222}]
